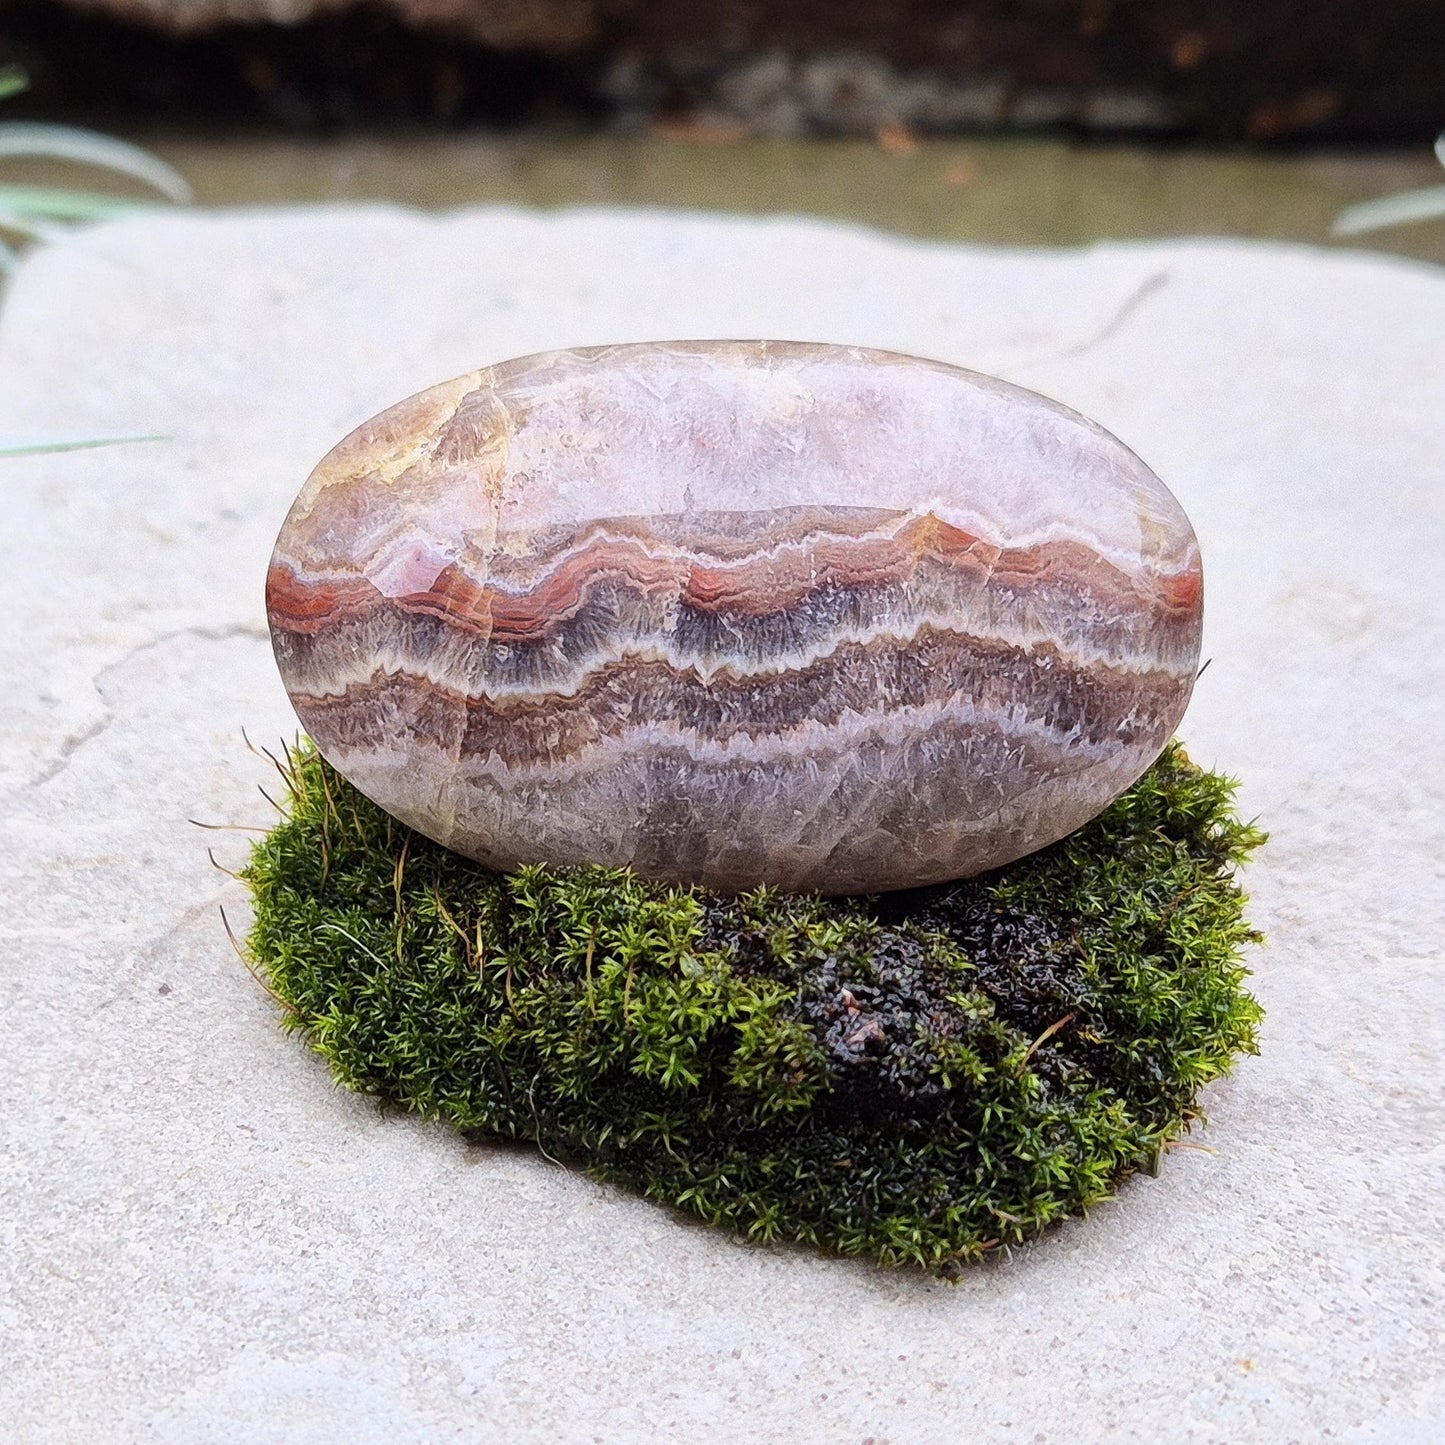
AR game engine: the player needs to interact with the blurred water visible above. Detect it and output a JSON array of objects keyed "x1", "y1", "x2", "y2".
[
  {"x1": 161, "y1": 135, "x2": 1445, "y2": 265},
  {"x1": 19, "y1": 133, "x2": 1445, "y2": 266}
]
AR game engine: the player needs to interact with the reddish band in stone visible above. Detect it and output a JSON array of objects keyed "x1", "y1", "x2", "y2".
[{"x1": 267, "y1": 341, "x2": 1202, "y2": 894}]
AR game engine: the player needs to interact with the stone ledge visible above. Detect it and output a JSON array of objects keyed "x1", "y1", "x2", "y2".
[{"x1": 0, "y1": 209, "x2": 1441, "y2": 1441}]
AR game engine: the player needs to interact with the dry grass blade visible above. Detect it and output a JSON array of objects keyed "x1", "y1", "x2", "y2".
[
  {"x1": 317, "y1": 921, "x2": 390, "y2": 972},
  {"x1": 188, "y1": 817, "x2": 271, "y2": 833},
  {"x1": 207, "y1": 847, "x2": 241, "y2": 880},
  {"x1": 258, "y1": 739, "x2": 299, "y2": 795},
  {"x1": 1017, "y1": 1010, "x2": 1080, "y2": 1074},
  {"x1": 220, "y1": 904, "x2": 293, "y2": 1013}
]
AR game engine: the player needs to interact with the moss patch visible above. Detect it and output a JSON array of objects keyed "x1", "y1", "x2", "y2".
[{"x1": 242, "y1": 741, "x2": 1264, "y2": 1273}]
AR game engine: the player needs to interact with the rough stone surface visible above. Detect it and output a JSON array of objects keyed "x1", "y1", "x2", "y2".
[
  {"x1": 0, "y1": 209, "x2": 1441, "y2": 1442},
  {"x1": 268, "y1": 341, "x2": 1201, "y2": 893}
]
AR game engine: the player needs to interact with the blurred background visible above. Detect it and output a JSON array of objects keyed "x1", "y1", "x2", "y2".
[{"x1": 0, "y1": 0, "x2": 1441, "y2": 264}]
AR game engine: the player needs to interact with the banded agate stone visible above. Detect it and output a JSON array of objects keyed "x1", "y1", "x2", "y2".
[{"x1": 267, "y1": 342, "x2": 1202, "y2": 895}]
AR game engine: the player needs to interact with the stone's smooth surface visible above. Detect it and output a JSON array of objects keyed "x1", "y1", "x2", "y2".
[
  {"x1": 4, "y1": 211, "x2": 1443, "y2": 1443},
  {"x1": 266, "y1": 341, "x2": 1202, "y2": 893}
]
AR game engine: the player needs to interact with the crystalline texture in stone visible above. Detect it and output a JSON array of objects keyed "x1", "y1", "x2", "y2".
[{"x1": 266, "y1": 341, "x2": 1203, "y2": 894}]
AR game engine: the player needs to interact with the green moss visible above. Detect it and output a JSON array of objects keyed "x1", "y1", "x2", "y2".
[{"x1": 242, "y1": 741, "x2": 1264, "y2": 1273}]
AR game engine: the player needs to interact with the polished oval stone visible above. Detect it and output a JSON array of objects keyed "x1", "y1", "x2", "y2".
[{"x1": 266, "y1": 341, "x2": 1202, "y2": 895}]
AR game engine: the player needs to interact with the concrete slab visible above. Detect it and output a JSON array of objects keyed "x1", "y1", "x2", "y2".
[{"x1": 0, "y1": 207, "x2": 1441, "y2": 1443}]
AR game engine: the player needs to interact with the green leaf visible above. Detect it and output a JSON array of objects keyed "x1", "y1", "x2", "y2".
[
  {"x1": 0, "y1": 66, "x2": 27, "y2": 103},
  {"x1": 0, "y1": 434, "x2": 168, "y2": 457},
  {"x1": 0, "y1": 122, "x2": 192, "y2": 202},
  {"x1": 1332, "y1": 183, "x2": 1445, "y2": 237},
  {"x1": 0, "y1": 184, "x2": 164, "y2": 222},
  {"x1": 0, "y1": 208, "x2": 67, "y2": 245}
]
